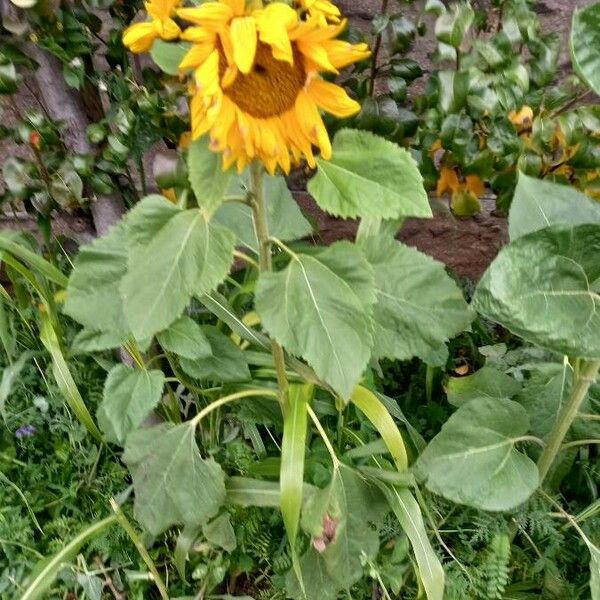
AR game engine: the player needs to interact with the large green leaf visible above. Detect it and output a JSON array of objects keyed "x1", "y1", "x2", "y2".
[
  {"x1": 307, "y1": 129, "x2": 431, "y2": 220},
  {"x1": 446, "y1": 366, "x2": 521, "y2": 407},
  {"x1": 289, "y1": 465, "x2": 388, "y2": 596},
  {"x1": 150, "y1": 40, "x2": 191, "y2": 75},
  {"x1": 571, "y1": 2, "x2": 600, "y2": 95},
  {"x1": 121, "y1": 205, "x2": 235, "y2": 341},
  {"x1": 123, "y1": 422, "x2": 226, "y2": 535},
  {"x1": 474, "y1": 225, "x2": 600, "y2": 360},
  {"x1": 97, "y1": 364, "x2": 165, "y2": 444},
  {"x1": 255, "y1": 242, "x2": 376, "y2": 400},
  {"x1": 64, "y1": 220, "x2": 129, "y2": 335},
  {"x1": 180, "y1": 325, "x2": 250, "y2": 382},
  {"x1": 509, "y1": 172, "x2": 600, "y2": 240},
  {"x1": 157, "y1": 315, "x2": 212, "y2": 359},
  {"x1": 360, "y1": 236, "x2": 472, "y2": 365},
  {"x1": 187, "y1": 136, "x2": 234, "y2": 217},
  {"x1": 377, "y1": 485, "x2": 444, "y2": 600},
  {"x1": 214, "y1": 173, "x2": 312, "y2": 252},
  {"x1": 415, "y1": 398, "x2": 539, "y2": 511}
]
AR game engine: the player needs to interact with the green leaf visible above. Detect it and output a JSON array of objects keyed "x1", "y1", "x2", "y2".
[
  {"x1": 255, "y1": 242, "x2": 376, "y2": 400},
  {"x1": 376, "y1": 485, "x2": 445, "y2": 600},
  {"x1": 473, "y1": 225, "x2": 600, "y2": 360},
  {"x1": 39, "y1": 316, "x2": 102, "y2": 441},
  {"x1": 307, "y1": 129, "x2": 431, "y2": 220},
  {"x1": 509, "y1": 172, "x2": 600, "y2": 240},
  {"x1": 296, "y1": 464, "x2": 388, "y2": 591},
  {"x1": 415, "y1": 398, "x2": 539, "y2": 511},
  {"x1": 0, "y1": 351, "x2": 31, "y2": 421},
  {"x1": 214, "y1": 173, "x2": 312, "y2": 252},
  {"x1": 351, "y1": 385, "x2": 408, "y2": 471},
  {"x1": 157, "y1": 315, "x2": 211, "y2": 359},
  {"x1": 123, "y1": 422, "x2": 226, "y2": 535},
  {"x1": 225, "y1": 476, "x2": 281, "y2": 507},
  {"x1": 20, "y1": 516, "x2": 117, "y2": 600},
  {"x1": 435, "y1": 2, "x2": 474, "y2": 48},
  {"x1": 0, "y1": 61, "x2": 19, "y2": 94},
  {"x1": 72, "y1": 328, "x2": 128, "y2": 353},
  {"x1": 97, "y1": 364, "x2": 165, "y2": 444},
  {"x1": 360, "y1": 236, "x2": 473, "y2": 366},
  {"x1": 281, "y1": 384, "x2": 312, "y2": 548},
  {"x1": 203, "y1": 513, "x2": 236, "y2": 552},
  {"x1": 64, "y1": 220, "x2": 129, "y2": 335},
  {"x1": 188, "y1": 136, "x2": 234, "y2": 217},
  {"x1": 446, "y1": 366, "x2": 521, "y2": 407},
  {"x1": 121, "y1": 205, "x2": 235, "y2": 341},
  {"x1": 180, "y1": 325, "x2": 250, "y2": 382},
  {"x1": 571, "y1": 2, "x2": 600, "y2": 95},
  {"x1": 590, "y1": 545, "x2": 600, "y2": 600},
  {"x1": 150, "y1": 39, "x2": 191, "y2": 75}
]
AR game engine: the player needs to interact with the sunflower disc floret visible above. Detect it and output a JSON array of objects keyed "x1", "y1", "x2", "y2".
[{"x1": 124, "y1": 0, "x2": 369, "y2": 174}]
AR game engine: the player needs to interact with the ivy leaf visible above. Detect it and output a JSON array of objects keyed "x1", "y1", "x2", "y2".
[
  {"x1": 97, "y1": 365, "x2": 165, "y2": 444},
  {"x1": 571, "y1": 2, "x2": 600, "y2": 95},
  {"x1": 121, "y1": 207, "x2": 235, "y2": 341},
  {"x1": 307, "y1": 129, "x2": 431, "y2": 220},
  {"x1": 188, "y1": 136, "x2": 234, "y2": 217},
  {"x1": 509, "y1": 172, "x2": 600, "y2": 240},
  {"x1": 214, "y1": 173, "x2": 312, "y2": 252},
  {"x1": 289, "y1": 465, "x2": 388, "y2": 597},
  {"x1": 360, "y1": 237, "x2": 473, "y2": 366},
  {"x1": 446, "y1": 366, "x2": 521, "y2": 407},
  {"x1": 255, "y1": 242, "x2": 376, "y2": 400},
  {"x1": 415, "y1": 398, "x2": 539, "y2": 511},
  {"x1": 64, "y1": 220, "x2": 129, "y2": 336},
  {"x1": 157, "y1": 315, "x2": 212, "y2": 360},
  {"x1": 180, "y1": 325, "x2": 250, "y2": 382},
  {"x1": 474, "y1": 225, "x2": 600, "y2": 360},
  {"x1": 123, "y1": 422, "x2": 226, "y2": 535}
]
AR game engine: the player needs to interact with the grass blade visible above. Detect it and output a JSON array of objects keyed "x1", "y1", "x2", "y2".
[
  {"x1": 39, "y1": 314, "x2": 103, "y2": 441},
  {"x1": 20, "y1": 515, "x2": 117, "y2": 600},
  {"x1": 351, "y1": 385, "x2": 408, "y2": 471},
  {"x1": 280, "y1": 383, "x2": 312, "y2": 546}
]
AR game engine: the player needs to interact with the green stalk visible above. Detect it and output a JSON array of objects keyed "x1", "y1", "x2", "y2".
[
  {"x1": 250, "y1": 161, "x2": 290, "y2": 416},
  {"x1": 537, "y1": 360, "x2": 600, "y2": 484}
]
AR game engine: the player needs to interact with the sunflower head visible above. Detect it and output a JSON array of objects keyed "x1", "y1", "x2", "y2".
[{"x1": 124, "y1": 0, "x2": 370, "y2": 174}]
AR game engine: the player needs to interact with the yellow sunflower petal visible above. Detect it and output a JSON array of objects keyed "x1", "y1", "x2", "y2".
[
  {"x1": 179, "y1": 43, "x2": 215, "y2": 71},
  {"x1": 123, "y1": 22, "x2": 157, "y2": 53},
  {"x1": 222, "y1": 0, "x2": 245, "y2": 16},
  {"x1": 295, "y1": 89, "x2": 332, "y2": 159},
  {"x1": 254, "y1": 4, "x2": 297, "y2": 64},
  {"x1": 195, "y1": 49, "x2": 221, "y2": 96},
  {"x1": 322, "y1": 40, "x2": 370, "y2": 69},
  {"x1": 177, "y1": 3, "x2": 233, "y2": 30},
  {"x1": 297, "y1": 40, "x2": 337, "y2": 72},
  {"x1": 231, "y1": 17, "x2": 257, "y2": 74},
  {"x1": 156, "y1": 17, "x2": 181, "y2": 40},
  {"x1": 181, "y1": 26, "x2": 216, "y2": 43},
  {"x1": 145, "y1": 0, "x2": 180, "y2": 21},
  {"x1": 307, "y1": 78, "x2": 360, "y2": 118}
]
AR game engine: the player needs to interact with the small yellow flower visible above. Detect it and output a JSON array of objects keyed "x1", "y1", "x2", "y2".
[
  {"x1": 508, "y1": 106, "x2": 534, "y2": 131},
  {"x1": 123, "y1": 0, "x2": 181, "y2": 53},
  {"x1": 174, "y1": 0, "x2": 369, "y2": 174},
  {"x1": 436, "y1": 167, "x2": 460, "y2": 197}
]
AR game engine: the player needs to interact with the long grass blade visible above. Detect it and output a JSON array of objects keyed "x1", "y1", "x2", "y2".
[
  {"x1": 20, "y1": 515, "x2": 117, "y2": 600},
  {"x1": 351, "y1": 385, "x2": 408, "y2": 471},
  {"x1": 39, "y1": 315, "x2": 103, "y2": 441}
]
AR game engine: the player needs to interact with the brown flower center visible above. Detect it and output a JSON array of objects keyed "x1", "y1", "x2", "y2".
[{"x1": 219, "y1": 42, "x2": 306, "y2": 119}]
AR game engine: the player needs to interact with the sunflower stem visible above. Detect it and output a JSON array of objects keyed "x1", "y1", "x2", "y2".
[
  {"x1": 537, "y1": 359, "x2": 600, "y2": 485},
  {"x1": 250, "y1": 161, "x2": 290, "y2": 417}
]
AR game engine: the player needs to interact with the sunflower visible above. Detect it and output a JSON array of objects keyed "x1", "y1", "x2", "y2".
[
  {"x1": 123, "y1": 0, "x2": 181, "y2": 53},
  {"x1": 174, "y1": 0, "x2": 369, "y2": 173},
  {"x1": 296, "y1": 0, "x2": 341, "y2": 24}
]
